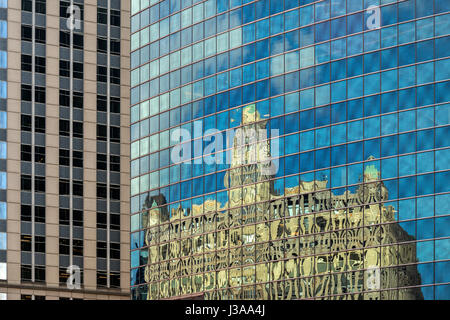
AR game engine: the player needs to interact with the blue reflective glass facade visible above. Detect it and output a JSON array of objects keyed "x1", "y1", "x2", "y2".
[{"x1": 130, "y1": 0, "x2": 450, "y2": 300}]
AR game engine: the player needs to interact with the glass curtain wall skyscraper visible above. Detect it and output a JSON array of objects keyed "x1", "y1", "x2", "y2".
[{"x1": 130, "y1": 0, "x2": 450, "y2": 300}]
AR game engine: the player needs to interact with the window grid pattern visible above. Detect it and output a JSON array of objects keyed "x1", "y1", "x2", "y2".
[
  {"x1": 129, "y1": 0, "x2": 450, "y2": 300},
  {"x1": 0, "y1": 0, "x2": 6, "y2": 283},
  {"x1": 57, "y1": 0, "x2": 85, "y2": 288},
  {"x1": 20, "y1": 0, "x2": 47, "y2": 285},
  {"x1": 96, "y1": 0, "x2": 122, "y2": 289}
]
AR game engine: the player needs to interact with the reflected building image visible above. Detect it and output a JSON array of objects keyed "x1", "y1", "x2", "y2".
[
  {"x1": 138, "y1": 106, "x2": 423, "y2": 300},
  {"x1": 130, "y1": 0, "x2": 450, "y2": 300}
]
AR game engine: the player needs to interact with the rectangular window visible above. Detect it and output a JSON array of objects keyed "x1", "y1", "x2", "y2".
[
  {"x1": 59, "y1": 32, "x2": 84, "y2": 49},
  {"x1": 59, "y1": 0, "x2": 69, "y2": 17},
  {"x1": 96, "y1": 241, "x2": 107, "y2": 258},
  {"x1": 35, "y1": 236, "x2": 45, "y2": 253},
  {"x1": 21, "y1": 265, "x2": 32, "y2": 282},
  {"x1": 59, "y1": 60, "x2": 70, "y2": 77},
  {"x1": 21, "y1": 144, "x2": 32, "y2": 161},
  {"x1": 73, "y1": 239, "x2": 83, "y2": 256},
  {"x1": 35, "y1": 266, "x2": 45, "y2": 283},
  {"x1": 21, "y1": 205, "x2": 31, "y2": 222},
  {"x1": 110, "y1": 184, "x2": 120, "y2": 200},
  {"x1": 59, "y1": 120, "x2": 70, "y2": 136},
  {"x1": 110, "y1": 155, "x2": 120, "y2": 172},
  {"x1": 35, "y1": 176, "x2": 45, "y2": 193},
  {"x1": 97, "y1": 8, "x2": 107, "y2": 25},
  {"x1": 110, "y1": 67, "x2": 120, "y2": 85},
  {"x1": 73, "y1": 210, "x2": 83, "y2": 227},
  {"x1": 73, "y1": 121, "x2": 83, "y2": 138},
  {"x1": 73, "y1": 62, "x2": 83, "y2": 79},
  {"x1": 110, "y1": 272, "x2": 120, "y2": 288},
  {"x1": 73, "y1": 91, "x2": 83, "y2": 109},
  {"x1": 35, "y1": 27, "x2": 46, "y2": 44},
  {"x1": 35, "y1": 86, "x2": 46, "y2": 103},
  {"x1": 21, "y1": 85, "x2": 32, "y2": 101},
  {"x1": 111, "y1": 40, "x2": 120, "y2": 55},
  {"x1": 97, "y1": 212, "x2": 107, "y2": 229},
  {"x1": 59, "y1": 149, "x2": 70, "y2": 166},
  {"x1": 21, "y1": 115, "x2": 32, "y2": 131},
  {"x1": 111, "y1": 10, "x2": 120, "y2": 27},
  {"x1": 59, "y1": 121, "x2": 83, "y2": 138},
  {"x1": 21, "y1": 54, "x2": 32, "y2": 72},
  {"x1": 59, "y1": 179, "x2": 70, "y2": 195},
  {"x1": 23, "y1": 0, "x2": 46, "y2": 14},
  {"x1": 21, "y1": 0, "x2": 32, "y2": 12},
  {"x1": 60, "y1": 31, "x2": 70, "y2": 47},
  {"x1": 110, "y1": 126, "x2": 120, "y2": 143},
  {"x1": 60, "y1": 1, "x2": 84, "y2": 20},
  {"x1": 97, "y1": 66, "x2": 107, "y2": 82},
  {"x1": 59, "y1": 208, "x2": 83, "y2": 227},
  {"x1": 59, "y1": 238, "x2": 70, "y2": 255},
  {"x1": 59, "y1": 208, "x2": 70, "y2": 225},
  {"x1": 21, "y1": 175, "x2": 32, "y2": 191},
  {"x1": 97, "y1": 154, "x2": 107, "y2": 170},
  {"x1": 35, "y1": 116, "x2": 45, "y2": 133},
  {"x1": 73, "y1": 151, "x2": 83, "y2": 167},
  {"x1": 73, "y1": 180, "x2": 83, "y2": 197},
  {"x1": 97, "y1": 124, "x2": 107, "y2": 141},
  {"x1": 97, "y1": 38, "x2": 107, "y2": 53},
  {"x1": 111, "y1": 97, "x2": 120, "y2": 113},
  {"x1": 97, "y1": 96, "x2": 120, "y2": 113},
  {"x1": 59, "y1": 268, "x2": 69, "y2": 285},
  {"x1": 111, "y1": 213, "x2": 120, "y2": 230},
  {"x1": 20, "y1": 26, "x2": 46, "y2": 43},
  {"x1": 20, "y1": 205, "x2": 45, "y2": 223},
  {"x1": 60, "y1": 90, "x2": 70, "y2": 106},
  {"x1": 97, "y1": 183, "x2": 107, "y2": 199},
  {"x1": 60, "y1": 90, "x2": 84, "y2": 108},
  {"x1": 35, "y1": 56, "x2": 46, "y2": 73},
  {"x1": 21, "y1": 235, "x2": 32, "y2": 252},
  {"x1": 35, "y1": 0, "x2": 46, "y2": 14},
  {"x1": 97, "y1": 95, "x2": 107, "y2": 111},
  {"x1": 73, "y1": 34, "x2": 83, "y2": 50},
  {"x1": 35, "y1": 146, "x2": 45, "y2": 163},
  {"x1": 35, "y1": 206, "x2": 45, "y2": 223},
  {"x1": 21, "y1": 25, "x2": 32, "y2": 42},
  {"x1": 110, "y1": 242, "x2": 120, "y2": 259}
]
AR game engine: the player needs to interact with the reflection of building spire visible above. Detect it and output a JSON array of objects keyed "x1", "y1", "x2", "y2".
[
  {"x1": 231, "y1": 104, "x2": 269, "y2": 167},
  {"x1": 242, "y1": 104, "x2": 260, "y2": 124},
  {"x1": 226, "y1": 104, "x2": 271, "y2": 179},
  {"x1": 142, "y1": 194, "x2": 169, "y2": 228},
  {"x1": 224, "y1": 104, "x2": 274, "y2": 204},
  {"x1": 364, "y1": 156, "x2": 380, "y2": 182}
]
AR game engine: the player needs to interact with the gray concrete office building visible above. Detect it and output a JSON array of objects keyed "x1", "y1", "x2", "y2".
[{"x1": 0, "y1": 0, "x2": 130, "y2": 300}]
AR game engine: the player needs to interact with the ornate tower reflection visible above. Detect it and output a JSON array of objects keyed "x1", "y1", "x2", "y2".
[{"x1": 141, "y1": 109, "x2": 423, "y2": 300}]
